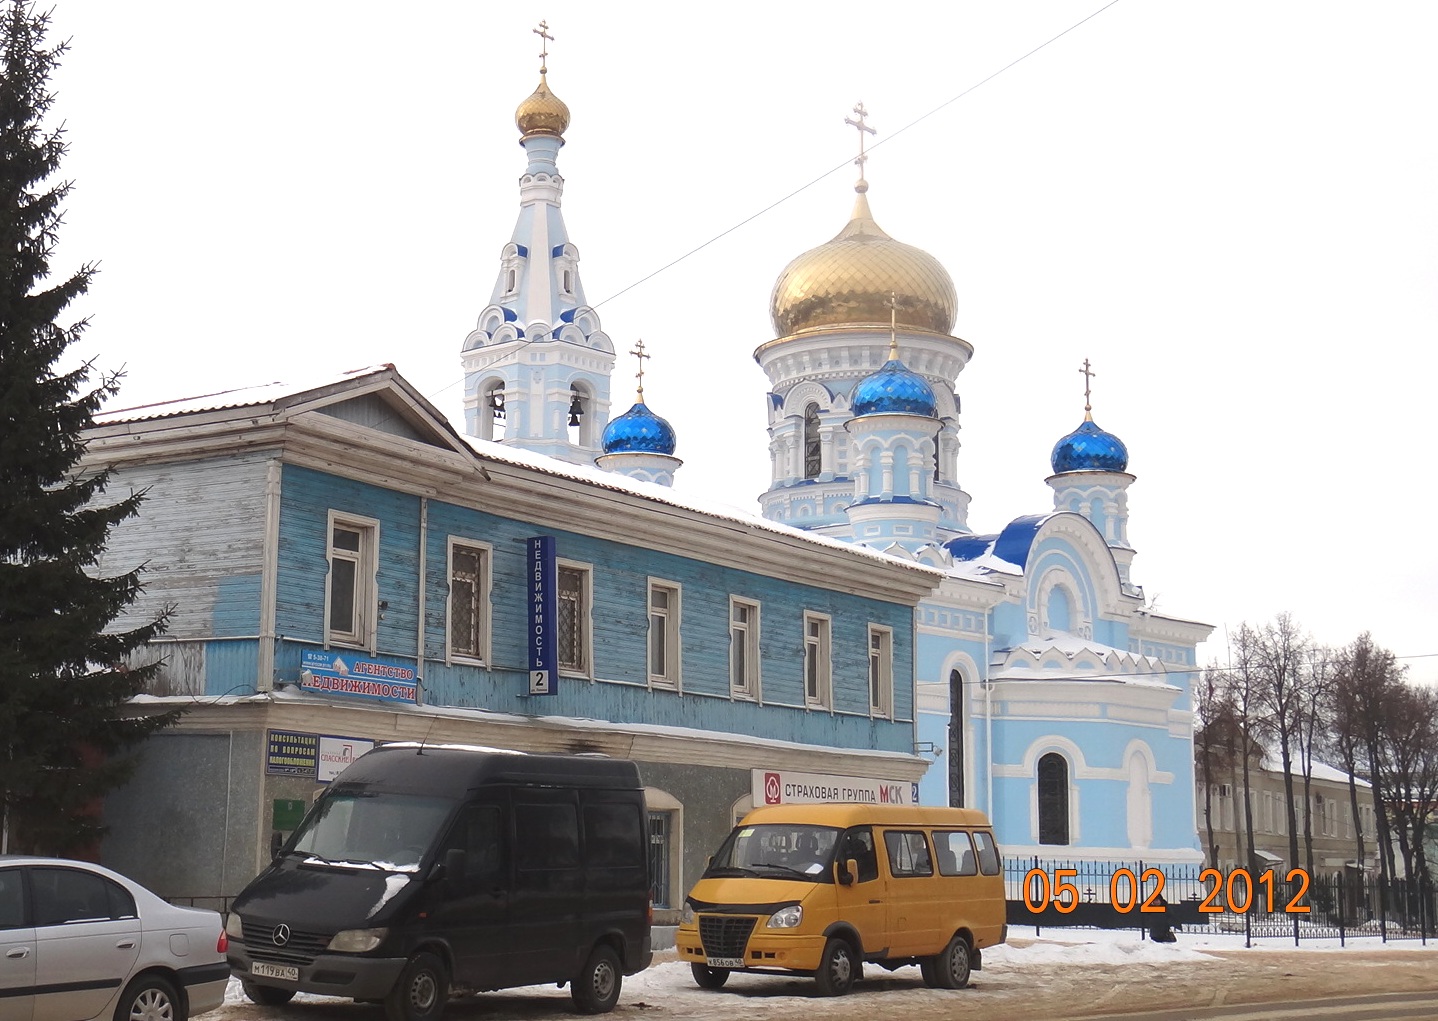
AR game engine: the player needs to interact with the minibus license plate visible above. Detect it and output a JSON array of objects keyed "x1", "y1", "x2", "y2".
[
  {"x1": 708, "y1": 957, "x2": 743, "y2": 968},
  {"x1": 252, "y1": 962, "x2": 299, "y2": 982}
]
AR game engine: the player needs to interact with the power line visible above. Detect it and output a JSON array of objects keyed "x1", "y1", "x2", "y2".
[{"x1": 425, "y1": 0, "x2": 1123, "y2": 403}]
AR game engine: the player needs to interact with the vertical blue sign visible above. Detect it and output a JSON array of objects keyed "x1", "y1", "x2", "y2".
[{"x1": 527, "y1": 535, "x2": 558, "y2": 695}]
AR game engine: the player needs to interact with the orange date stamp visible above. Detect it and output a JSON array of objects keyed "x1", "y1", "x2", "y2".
[{"x1": 1022, "y1": 866, "x2": 1312, "y2": 914}]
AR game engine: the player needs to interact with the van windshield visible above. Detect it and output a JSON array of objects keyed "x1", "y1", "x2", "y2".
[
  {"x1": 289, "y1": 791, "x2": 454, "y2": 872},
  {"x1": 705, "y1": 824, "x2": 840, "y2": 882}
]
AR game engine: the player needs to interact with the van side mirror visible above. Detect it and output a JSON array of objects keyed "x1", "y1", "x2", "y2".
[
  {"x1": 836, "y1": 859, "x2": 858, "y2": 886},
  {"x1": 440, "y1": 848, "x2": 467, "y2": 884}
]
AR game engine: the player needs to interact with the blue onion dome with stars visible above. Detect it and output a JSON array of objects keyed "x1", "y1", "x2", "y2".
[
  {"x1": 602, "y1": 402, "x2": 676, "y2": 455},
  {"x1": 1051, "y1": 416, "x2": 1129, "y2": 473},
  {"x1": 852, "y1": 358, "x2": 939, "y2": 418}
]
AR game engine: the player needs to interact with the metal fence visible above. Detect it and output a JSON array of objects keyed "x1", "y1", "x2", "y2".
[{"x1": 1003, "y1": 856, "x2": 1435, "y2": 947}]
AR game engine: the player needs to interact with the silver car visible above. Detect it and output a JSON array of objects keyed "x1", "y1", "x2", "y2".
[{"x1": 0, "y1": 856, "x2": 230, "y2": 1021}]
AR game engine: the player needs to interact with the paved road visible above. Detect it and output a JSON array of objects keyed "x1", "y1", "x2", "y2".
[{"x1": 1081, "y1": 991, "x2": 1438, "y2": 1021}]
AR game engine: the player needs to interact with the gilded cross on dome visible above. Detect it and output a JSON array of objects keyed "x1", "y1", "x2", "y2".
[
  {"x1": 844, "y1": 102, "x2": 877, "y2": 186},
  {"x1": 886, "y1": 292, "x2": 900, "y2": 358},
  {"x1": 630, "y1": 339, "x2": 651, "y2": 400},
  {"x1": 1079, "y1": 358, "x2": 1097, "y2": 419},
  {"x1": 533, "y1": 20, "x2": 553, "y2": 75}
]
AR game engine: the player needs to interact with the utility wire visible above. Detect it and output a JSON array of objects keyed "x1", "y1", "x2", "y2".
[{"x1": 425, "y1": 0, "x2": 1122, "y2": 401}]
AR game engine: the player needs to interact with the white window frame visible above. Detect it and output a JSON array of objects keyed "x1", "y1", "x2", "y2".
[
  {"x1": 445, "y1": 537, "x2": 492, "y2": 665},
  {"x1": 556, "y1": 559, "x2": 593, "y2": 679},
  {"x1": 868, "y1": 624, "x2": 893, "y2": 718},
  {"x1": 647, "y1": 579, "x2": 682, "y2": 689},
  {"x1": 729, "y1": 597, "x2": 761, "y2": 700},
  {"x1": 802, "y1": 611, "x2": 832, "y2": 709},
  {"x1": 324, "y1": 511, "x2": 380, "y2": 651}
]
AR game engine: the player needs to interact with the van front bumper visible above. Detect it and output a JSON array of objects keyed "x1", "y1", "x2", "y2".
[
  {"x1": 228, "y1": 944, "x2": 407, "y2": 999},
  {"x1": 676, "y1": 925, "x2": 827, "y2": 972}
]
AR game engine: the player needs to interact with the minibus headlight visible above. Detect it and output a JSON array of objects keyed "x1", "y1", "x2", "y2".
[
  {"x1": 766, "y1": 905, "x2": 802, "y2": 929},
  {"x1": 327, "y1": 927, "x2": 388, "y2": 953},
  {"x1": 680, "y1": 902, "x2": 696, "y2": 927},
  {"x1": 225, "y1": 913, "x2": 243, "y2": 939}
]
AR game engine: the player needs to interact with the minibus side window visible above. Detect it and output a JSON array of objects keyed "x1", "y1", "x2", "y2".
[
  {"x1": 883, "y1": 830, "x2": 933, "y2": 877},
  {"x1": 441, "y1": 804, "x2": 506, "y2": 885},
  {"x1": 972, "y1": 830, "x2": 1001, "y2": 875},
  {"x1": 933, "y1": 831, "x2": 978, "y2": 876},
  {"x1": 835, "y1": 827, "x2": 879, "y2": 883}
]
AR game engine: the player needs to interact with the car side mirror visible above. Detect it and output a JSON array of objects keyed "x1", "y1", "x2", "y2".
[
  {"x1": 439, "y1": 848, "x2": 466, "y2": 884},
  {"x1": 836, "y1": 858, "x2": 858, "y2": 886}
]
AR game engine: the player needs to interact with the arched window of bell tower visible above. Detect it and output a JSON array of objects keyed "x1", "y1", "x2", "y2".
[
  {"x1": 803, "y1": 404, "x2": 821, "y2": 479},
  {"x1": 483, "y1": 380, "x2": 506, "y2": 441},
  {"x1": 567, "y1": 384, "x2": 591, "y2": 447}
]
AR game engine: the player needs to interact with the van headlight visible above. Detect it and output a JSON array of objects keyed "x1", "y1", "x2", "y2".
[
  {"x1": 327, "y1": 928, "x2": 388, "y2": 953},
  {"x1": 680, "y1": 902, "x2": 696, "y2": 927},
  {"x1": 766, "y1": 905, "x2": 802, "y2": 929},
  {"x1": 225, "y1": 913, "x2": 243, "y2": 939}
]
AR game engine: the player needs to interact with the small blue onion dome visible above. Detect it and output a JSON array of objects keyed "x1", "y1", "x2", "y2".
[
  {"x1": 1051, "y1": 417, "x2": 1129, "y2": 473},
  {"x1": 602, "y1": 402, "x2": 677, "y2": 455},
  {"x1": 851, "y1": 359, "x2": 938, "y2": 418}
]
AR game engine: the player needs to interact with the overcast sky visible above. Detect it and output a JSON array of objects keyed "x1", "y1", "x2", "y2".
[{"x1": 44, "y1": 2, "x2": 1438, "y2": 685}]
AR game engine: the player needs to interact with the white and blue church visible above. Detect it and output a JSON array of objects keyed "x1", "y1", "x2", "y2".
[{"x1": 458, "y1": 70, "x2": 1213, "y2": 866}]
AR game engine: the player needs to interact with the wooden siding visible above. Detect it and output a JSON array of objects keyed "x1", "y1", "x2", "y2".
[
  {"x1": 276, "y1": 465, "x2": 917, "y2": 754},
  {"x1": 97, "y1": 454, "x2": 271, "y2": 639},
  {"x1": 317, "y1": 394, "x2": 440, "y2": 446}
]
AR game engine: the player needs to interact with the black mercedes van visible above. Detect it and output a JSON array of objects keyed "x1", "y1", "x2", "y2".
[{"x1": 225, "y1": 744, "x2": 653, "y2": 1019}]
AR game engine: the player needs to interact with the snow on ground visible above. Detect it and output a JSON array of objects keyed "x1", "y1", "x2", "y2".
[{"x1": 218, "y1": 928, "x2": 1435, "y2": 1015}]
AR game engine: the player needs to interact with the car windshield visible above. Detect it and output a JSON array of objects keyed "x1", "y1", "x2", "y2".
[
  {"x1": 289, "y1": 791, "x2": 454, "y2": 871},
  {"x1": 704, "y1": 823, "x2": 841, "y2": 882}
]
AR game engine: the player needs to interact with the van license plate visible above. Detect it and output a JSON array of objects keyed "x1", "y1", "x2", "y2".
[
  {"x1": 251, "y1": 962, "x2": 299, "y2": 982},
  {"x1": 708, "y1": 957, "x2": 743, "y2": 969}
]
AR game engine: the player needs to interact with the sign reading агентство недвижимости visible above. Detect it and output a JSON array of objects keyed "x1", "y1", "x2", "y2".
[{"x1": 300, "y1": 649, "x2": 419, "y2": 704}]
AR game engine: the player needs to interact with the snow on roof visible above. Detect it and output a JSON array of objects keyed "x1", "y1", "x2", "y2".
[
  {"x1": 460, "y1": 434, "x2": 946, "y2": 578},
  {"x1": 990, "y1": 633, "x2": 1177, "y2": 688},
  {"x1": 95, "y1": 365, "x2": 398, "y2": 424},
  {"x1": 1260, "y1": 748, "x2": 1371, "y2": 788}
]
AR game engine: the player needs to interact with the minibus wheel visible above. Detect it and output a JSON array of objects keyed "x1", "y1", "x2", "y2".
[
  {"x1": 936, "y1": 934, "x2": 972, "y2": 989},
  {"x1": 385, "y1": 951, "x2": 449, "y2": 1021},
  {"x1": 690, "y1": 963, "x2": 731, "y2": 989},
  {"x1": 813, "y1": 937, "x2": 857, "y2": 996},
  {"x1": 571, "y1": 944, "x2": 622, "y2": 1014}
]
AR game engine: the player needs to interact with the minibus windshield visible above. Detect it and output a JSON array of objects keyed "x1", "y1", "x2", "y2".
[
  {"x1": 705, "y1": 823, "x2": 840, "y2": 881},
  {"x1": 289, "y1": 791, "x2": 454, "y2": 872}
]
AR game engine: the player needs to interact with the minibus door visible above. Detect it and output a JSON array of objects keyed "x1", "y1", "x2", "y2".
[
  {"x1": 831, "y1": 827, "x2": 888, "y2": 956},
  {"x1": 428, "y1": 793, "x2": 511, "y2": 988}
]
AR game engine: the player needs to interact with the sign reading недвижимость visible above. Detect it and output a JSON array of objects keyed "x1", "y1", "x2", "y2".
[
  {"x1": 300, "y1": 649, "x2": 419, "y2": 704},
  {"x1": 753, "y1": 768, "x2": 920, "y2": 807},
  {"x1": 527, "y1": 535, "x2": 558, "y2": 696}
]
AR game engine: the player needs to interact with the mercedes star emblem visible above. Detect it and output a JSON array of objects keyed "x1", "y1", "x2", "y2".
[{"x1": 272, "y1": 923, "x2": 291, "y2": 946}]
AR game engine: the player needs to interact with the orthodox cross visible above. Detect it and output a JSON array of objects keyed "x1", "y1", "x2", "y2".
[
  {"x1": 844, "y1": 102, "x2": 876, "y2": 177},
  {"x1": 1079, "y1": 358, "x2": 1096, "y2": 415},
  {"x1": 630, "y1": 339, "x2": 651, "y2": 400},
  {"x1": 534, "y1": 20, "x2": 553, "y2": 75}
]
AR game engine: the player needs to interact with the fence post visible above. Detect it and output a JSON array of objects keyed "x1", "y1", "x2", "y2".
[
  {"x1": 1034, "y1": 854, "x2": 1041, "y2": 939},
  {"x1": 1338, "y1": 872, "x2": 1345, "y2": 948},
  {"x1": 1379, "y1": 872, "x2": 1387, "y2": 943}
]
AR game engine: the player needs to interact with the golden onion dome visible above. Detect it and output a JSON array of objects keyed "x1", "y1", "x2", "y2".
[
  {"x1": 770, "y1": 187, "x2": 957, "y2": 337},
  {"x1": 515, "y1": 75, "x2": 570, "y2": 140}
]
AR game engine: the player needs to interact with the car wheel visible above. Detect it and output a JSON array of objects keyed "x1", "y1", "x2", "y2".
[
  {"x1": 690, "y1": 962, "x2": 731, "y2": 989},
  {"x1": 813, "y1": 937, "x2": 857, "y2": 996},
  {"x1": 936, "y1": 934, "x2": 972, "y2": 989},
  {"x1": 571, "y1": 944, "x2": 623, "y2": 1014},
  {"x1": 115, "y1": 974, "x2": 183, "y2": 1021},
  {"x1": 241, "y1": 980, "x2": 296, "y2": 1006},
  {"x1": 384, "y1": 951, "x2": 449, "y2": 1021}
]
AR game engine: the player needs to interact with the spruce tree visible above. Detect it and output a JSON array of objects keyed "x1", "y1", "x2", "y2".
[{"x1": 0, "y1": 1, "x2": 177, "y2": 855}]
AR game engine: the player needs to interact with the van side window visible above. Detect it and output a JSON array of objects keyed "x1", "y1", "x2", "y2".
[
  {"x1": 933, "y1": 831, "x2": 978, "y2": 876},
  {"x1": 441, "y1": 804, "x2": 506, "y2": 884},
  {"x1": 971, "y1": 830, "x2": 1001, "y2": 875},
  {"x1": 883, "y1": 831, "x2": 933, "y2": 877},
  {"x1": 835, "y1": 827, "x2": 879, "y2": 883},
  {"x1": 516, "y1": 802, "x2": 580, "y2": 870},
  {"x1": 583, "y1": 802, "x2": 643, "y2": 868}
]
